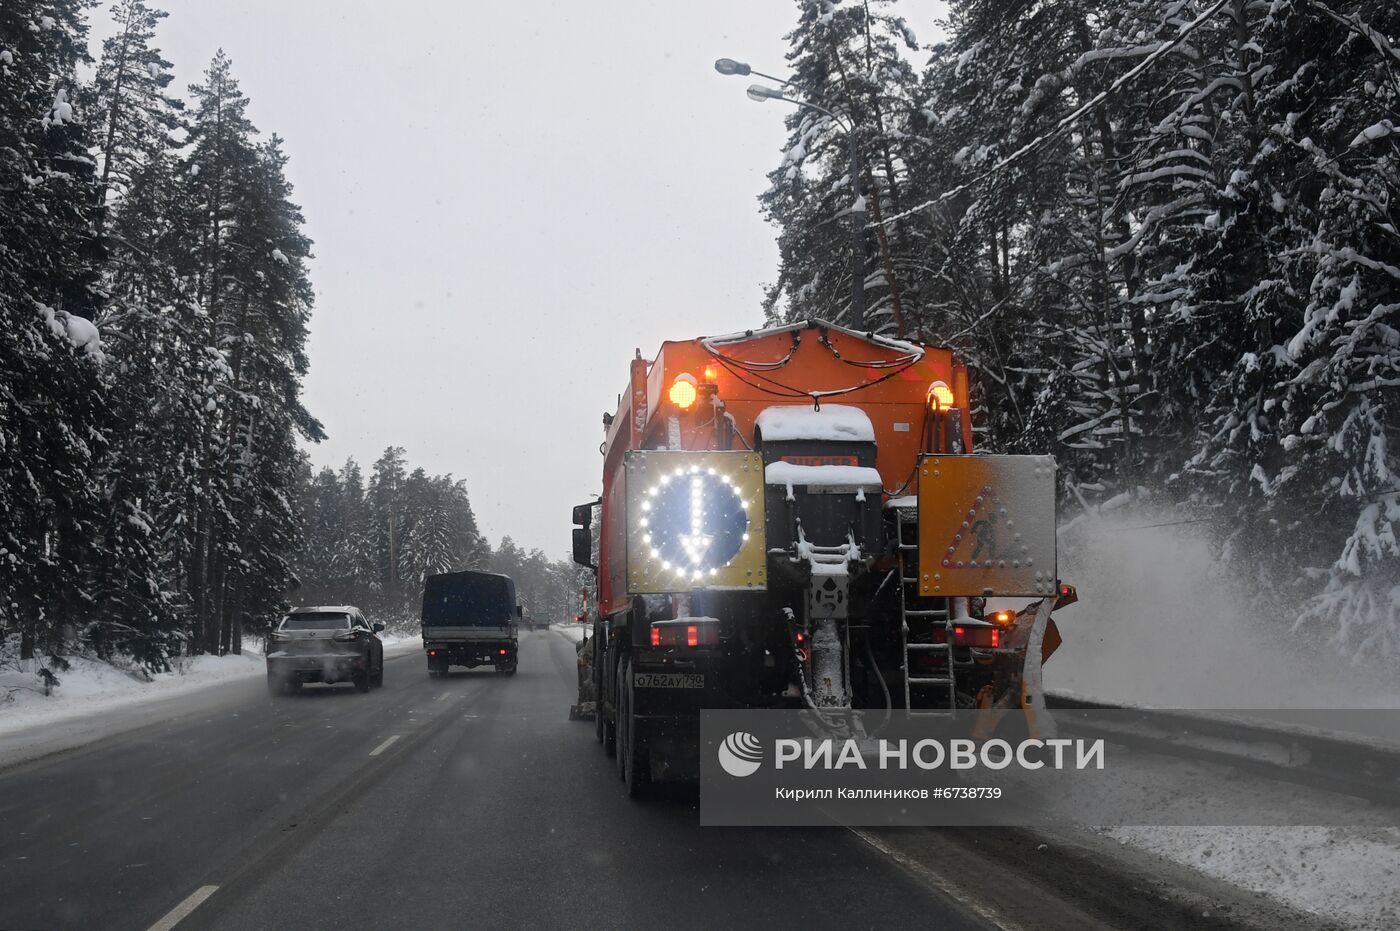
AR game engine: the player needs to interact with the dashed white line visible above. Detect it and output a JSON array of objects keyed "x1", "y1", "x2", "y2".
[
  {"x1": 435, "y1": 692, "x2": 449, "y2": 702},
  {"x1": 145, "y1": 884, "x2": 218, "y2": 931},
  {"x1": 369, "y1": 735, "x2": 400, "y2": 756}
]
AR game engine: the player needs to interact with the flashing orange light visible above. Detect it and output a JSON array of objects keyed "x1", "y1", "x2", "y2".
[
  {"x1": 992, "y1": 609, "x2": 1014, "y2": 626},
  {"x1": 703, "y1": 364, "x2": 720, "y2": 383},
  {"x1": 928, "y1": 380, "x2": 956, "y2": 410},
  {"x1": 669, "y1": 373, "x2": 698, "y2": 410}
]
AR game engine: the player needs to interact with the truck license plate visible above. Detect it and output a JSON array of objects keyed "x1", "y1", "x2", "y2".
[{"x1": 633, "y1": 673, "x2": 704, "y2": 689}]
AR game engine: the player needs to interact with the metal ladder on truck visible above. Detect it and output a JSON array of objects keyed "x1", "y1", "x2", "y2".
[{"x1": 895, "y1": 506, "x2": 956, "y2": 714}]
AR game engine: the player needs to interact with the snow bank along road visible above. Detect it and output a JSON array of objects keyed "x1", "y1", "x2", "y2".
[{"x1": 0, "y1": 630, "x2": 1342, "y2": 931}]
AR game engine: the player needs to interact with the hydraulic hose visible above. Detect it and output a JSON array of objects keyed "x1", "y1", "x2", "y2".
[{"x1": 863, "y1": 628, "x2": 893, "y2": 737}]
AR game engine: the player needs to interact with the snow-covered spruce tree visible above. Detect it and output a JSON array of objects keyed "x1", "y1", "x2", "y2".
[
  {"x1": 0, "y1": 1, "x2": 107, "y2": 661},
  {"x1": 293, "y1": 457, "x2": 490, "y2": 613},
  {"x1": 332, "y1": 458, "x2": 379, "y2": 601},
  {"x1": 1260, "y1": 0, "x2": 1400, "y2": 659},
  {"x1": 210, "y1": 132, "x2": 321, "y2": 653},
  {"x1": 905, "y1": 0, "x2": 1072, "y2": 470},
  {"x1": 77, "y1": 0, "x2": 192, "y2": 667},
  {"x1": 905, "y1": 0, "x2": 1171, "y2": 506},
  {"x1": 446, "y1": 478, "x2": 492, "y2": 572},
  {"x1": 170, "y1": 53, "x2": 321, "y2": 654},
  {"x1": 398, "y1": 471, "x2": 468, "y2": 589},
  {"x1": 294, "y1": 463, "x2": 344, "y2": 602},
  {"x1": 761, "y1": 0, "x2": 920, "y2": 333},
  {"x1": 367, "y1": 446, "x2": 409, "y2": 609},
  {"x1": 81, "y1": 0, "x2": 182, "y2": 228},
  {"x1": 170, "y1": 50, "x2": 258, "y2": 653}
]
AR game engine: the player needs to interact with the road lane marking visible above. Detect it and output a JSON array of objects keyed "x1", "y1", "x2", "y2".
[
  {"x1": 145, "y1": 884, "x2": 218, "y2": 931},
  {"x1": 369, "y1": 735, "x2": 400, "y2": 756},
  {"x1": 435, "y1": 692, "x2": 449, "y2": 702},
  {"x1": 849, "y1": 829, "x2": 1026, "y2": 931}
]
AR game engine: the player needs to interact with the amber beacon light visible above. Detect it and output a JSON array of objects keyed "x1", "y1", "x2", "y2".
[
  {"x1": 669, "y1": 373, "x2": 699, "y2": 410},
  {"x1": 928, "y1": 380, "x2": 955, "y2": 411}
]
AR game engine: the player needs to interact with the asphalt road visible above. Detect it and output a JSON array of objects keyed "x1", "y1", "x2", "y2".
[{"x1": 0, "y1": 630, "x2": 990, "y2": 931}]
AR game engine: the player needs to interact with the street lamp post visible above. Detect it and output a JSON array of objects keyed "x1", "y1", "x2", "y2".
[{"x1": 716, "y1": 61, "x2": 866, "y2": 331}]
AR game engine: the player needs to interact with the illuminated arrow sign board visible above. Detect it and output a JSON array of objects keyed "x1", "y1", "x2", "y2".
[
  {"x1": 916, "y1": 455, "x2": 1057, "y2": 598},
  {"x1": 625, "y1": 450, "x2": 768, "y2": 594}
]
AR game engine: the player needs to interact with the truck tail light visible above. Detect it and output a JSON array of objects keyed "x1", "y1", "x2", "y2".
[
  {"x1": 428, "y1": 649, "x2": 438, "y2": 657},
  {"x1": 649, "y1": 620, "x2": 719, "y2": 648},
  {"x1": 499, "y1": 648, "x2": 508, "y2": 656},
  {"x1": 953, "y1": 626, "x2": 1000, "y2": 649}
]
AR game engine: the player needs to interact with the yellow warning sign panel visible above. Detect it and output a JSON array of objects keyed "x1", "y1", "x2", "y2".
[
  {"x1": 625, "y1": 450, "x2": 768, "y2": 594},
  {"x1": 916, "y1": 455, "x2": 1057, "y2": 597}
]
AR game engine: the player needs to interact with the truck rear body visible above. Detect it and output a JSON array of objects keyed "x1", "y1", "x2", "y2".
[
  {"x1": 577, "y1": 320, "x2": 1071, "y2": 791},
  {"x1": 421, "y1": 571, "x2": 520, "y2": 675}
]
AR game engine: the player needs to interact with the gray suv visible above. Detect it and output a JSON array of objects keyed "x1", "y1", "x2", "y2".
[{"x1": 267, "y1": 606, "x2": 385, "y2": 695}]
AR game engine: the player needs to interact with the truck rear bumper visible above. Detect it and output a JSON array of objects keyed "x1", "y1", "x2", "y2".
[{"x1": 425, "y1": 641, "x2": 516, "y2": 668}]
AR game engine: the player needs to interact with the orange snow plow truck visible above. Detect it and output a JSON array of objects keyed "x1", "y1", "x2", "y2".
[{"x1": 571, "y1": 320, "x2": 1076, "y2": 795}]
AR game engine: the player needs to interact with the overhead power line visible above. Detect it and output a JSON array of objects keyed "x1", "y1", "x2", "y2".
[{"x1": 874, "y1": 0, "x2": 1234, "y2": 230}]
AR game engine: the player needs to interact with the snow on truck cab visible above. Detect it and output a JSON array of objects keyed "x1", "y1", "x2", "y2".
[
  {"x1": 571, "y1": 319, "x2": 1077, "y2": 796},
  {"x1": 421, "y1": 570, "x2": 522, "y2": 677}
]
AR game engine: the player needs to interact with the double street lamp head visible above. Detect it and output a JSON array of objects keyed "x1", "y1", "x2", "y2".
[
  {"x1": 746, "y1": 84, "x2": 786, "y2": 103},
  {"x1": 714, "y1": 58, "x2": 752, "y2": 76}
]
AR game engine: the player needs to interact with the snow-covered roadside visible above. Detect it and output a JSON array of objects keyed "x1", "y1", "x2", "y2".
[
  {"x1": 549, "y1": 624, "x2": 587, "y2": 644},
  {"x1": 1039, "y1": 512, "x2": 1400, "y2": 925},
  {"x1": 0, "y1": 634, "x2": 424, "y2": 743},
  {"x1": 1102, "y1": 826, "x2": 1400, "y2": 931},
  {"x1": 1027, "y1": 718, "x2": 1400, "y2": 929},
  {"x1": 379, "y1": 631, "x2": 424, "y2": 651},
  {"x1": 0, "y1": 651, "x2": 265, "y2": 740}
]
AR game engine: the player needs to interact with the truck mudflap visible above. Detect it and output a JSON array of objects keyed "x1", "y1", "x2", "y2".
[
  {"x1": 625, "y1": 658, "x2": 735, "y2": 783},
  {"x1": 645, "y1": 730, "x2": 702, "y2": 782}
]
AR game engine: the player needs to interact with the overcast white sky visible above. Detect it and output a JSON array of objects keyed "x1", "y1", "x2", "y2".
[{"x1": 111, "y1": 1, "x2": 938, "y2": 558}]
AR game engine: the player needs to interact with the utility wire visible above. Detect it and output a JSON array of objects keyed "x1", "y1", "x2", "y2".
[{"x1": 874, "y1": 0, "x2": 1234, "y2": 231}]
